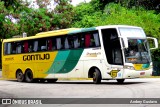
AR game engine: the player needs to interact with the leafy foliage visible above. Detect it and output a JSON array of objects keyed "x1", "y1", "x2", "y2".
[
  {"x1": 71, "y1": 1, "x2": 160, "y2": 61},
  {"x1": 0, "y1": 0, "x2": 160, "y2": 62},
  {"x1": 72, "y1": 3, "x2": 160, "y2": 39},
  {"x1": 0, "y1": 1, "x2": 20, "y2": 39},
  {"x1": 151, "y1": 49, "x2": 160, "y2": 61},
  {"x1": 54, "y1": 0, "x2": 74, "y2": 29},
  {"x1": 99, "y1": 0, "x2": 160, "y2": 12},
  {"x1": 0, "y1": 0, "x2": 74, "y2": 37}
]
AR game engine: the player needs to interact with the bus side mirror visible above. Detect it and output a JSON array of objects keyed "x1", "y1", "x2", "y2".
[
  {"x1": 120, "y1": 37, "x2": 128, "y2": 49},
  {"x1": 147, "y1": 37, "x2": 158, "y2": 50}
]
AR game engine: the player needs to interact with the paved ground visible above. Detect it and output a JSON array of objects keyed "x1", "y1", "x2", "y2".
[
  {"x1": 1, "y1": 78, "x2": 160, "y2": 98},
  {"x1": 0, "y1": 71, "x2": 160, "y2": 107}
]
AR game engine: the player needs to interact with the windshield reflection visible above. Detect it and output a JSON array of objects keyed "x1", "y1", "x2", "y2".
[{"x1": 125, "y1": 39, "x2": 151, "y2": 64}]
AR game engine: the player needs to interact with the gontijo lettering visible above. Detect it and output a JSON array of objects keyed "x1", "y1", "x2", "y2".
[{"x1": 23, "y1": 54, "x2": 50, "y2": 61}]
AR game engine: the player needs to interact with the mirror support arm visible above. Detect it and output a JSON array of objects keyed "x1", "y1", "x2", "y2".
[{"x1": 147, "y1": 37, "x2": 158, "y2": 50}]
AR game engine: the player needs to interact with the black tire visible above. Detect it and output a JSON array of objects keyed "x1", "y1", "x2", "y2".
[
  {"x1": 16, "y1": 70, "x2": 24, "y2": 82},
  {"x1": 47, "y1": 79, "x2": 58, "y2": 83},
  {"x1": 117, "y1": 79, "x2": 125, "y2": 84},
  {"x1": 25, "y1": 69, "x2": 34, "y2": 83},
  {"x1": 93, "y1": 68, "x2": 101, "y2": 84}
]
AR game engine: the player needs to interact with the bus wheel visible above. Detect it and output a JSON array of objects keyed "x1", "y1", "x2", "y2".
[
  {"x1": 93, "y1": 68, "x2": 101, "y2": 84},
  {"x1": 117, "y1": 79, "x2": 125, "y2": 84},
  {"x1": 16, "y1": 70, "x2": 24, "y2": 82},
  {"x1": 25, "y1": 70, "x2": 33, "y2": 83},
  {"x1": 47, "y1": 79, "x2": 58, "y2": 83}
]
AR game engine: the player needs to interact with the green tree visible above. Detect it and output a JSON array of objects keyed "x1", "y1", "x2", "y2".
[
  {"x1": 54, "y1": 0, "x2": 74, "y2": 29},
  {"x1": 72, "y1": 3, "x2": 160, "y2": 40},
  {"x1": 0, "y1": 1, "x2": 20, "y2": 39},
  {"x1": 96, "y1": 0, "x2": 160, "y2": 12},
  {"x1": 0, "y1": 0, "x2": 21, "y2": 11},
  {"x1": 18, "y1": 0, "x2": 74, "y2": 36}
]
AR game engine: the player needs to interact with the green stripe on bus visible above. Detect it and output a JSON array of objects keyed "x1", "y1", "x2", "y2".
[
  {"x1": 68, "y1": 27, "x2": 96, "y2": 34},
  {"x1": 46, "y1": 50, "x2": 70, "y2": 74},
  {"x1": 68, "y1": 29, "x2": 81, "y2": 34},
  {"x1": 46, "y1": 49, "x2": 83, "y2": 74},
  {"x1": 142, "y1": 64, "x2": 150, "y2": 69},
  {"x1": 81, "y1": 27, "x2": 96, "y2": 32},
  {"x1": 57, "y1": 49, "x2": 83, "y2": 73}
]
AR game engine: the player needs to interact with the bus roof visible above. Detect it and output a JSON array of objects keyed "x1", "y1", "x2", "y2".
[
  {"x1": 3, "y1": 28, "x2": 79, "y2": 42},
  {"x1": 2, "y1": 25, "x2": 142, "y2": 43},
  {"x1": 97, "y1": 25, "x2": 142, "y2": 29}
]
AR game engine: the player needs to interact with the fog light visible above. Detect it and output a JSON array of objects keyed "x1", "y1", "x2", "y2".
[{"x1": 124, "y1": 65, "x2": 135, "y2": 70}]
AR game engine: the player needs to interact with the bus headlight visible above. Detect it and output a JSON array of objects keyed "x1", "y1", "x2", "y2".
[{"x1": 124, "y1": 65, "x2": 135, "y2": 70}]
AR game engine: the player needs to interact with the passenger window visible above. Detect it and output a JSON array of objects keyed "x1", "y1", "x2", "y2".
[
  {"x1": 24, "y1": 41, "x2": 28, "y2": 53},
  {"x1": 4, "y1": 43, "x2": 11, "y2": 55},
  {"x1": 90, "y1": 34, "x2": 96, "y2": 47},
  {"x1": 67, "y1": 34, "x2": 84, "y2": 49},
  {"x1": 84, "y1": 32, "x2": 100, "y2": 48},
  {"x1": 38, "y1": 39, "x2": 47, "y2": 51},
  {"x1": 47, "y1": 39, "x2": 52, "y2": 51},
  {"x1": 52, "y1": 38, "x2": 57, "y2": 50},
  {"x1": 33, "y1": 40, "x2": 38, "y2": 52},
  {"x1": 11, "y1": 42, "x2": 16, "y2": 54},
  {"x1": 85, "y1": 34, "x2": 91, "y2": 48},
  {"x1": 64, "y1": 37, "x2": 69, "y2": 49},
  {"x1": 28, "y1": 40, "x2": 34, "y2": 52},
  {"x1": 16, "y1": 42, "x2": 22, "y2": 54},
  {"x1": 80, "y1": 35, "x2": 85, "y2": 48},
  {"x1": 93, "y1": 33, "x2": 100, "y2": 47},
  {"x1": 73, "y1": 36, "x2": 80, "y2": 48},
  {"x1": 68, "y1": 36, "x2": 74, "y2": 49},
  {"x1": 56, "y1": 38, "x2": 62, "y2": 49}
]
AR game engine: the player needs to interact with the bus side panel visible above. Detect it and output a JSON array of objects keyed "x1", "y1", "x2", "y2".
[
  {"x1": 2, "y1": 51, "x2": 58, "y2": 79},
  {"x1": 46, "y1": 49, "x2": 84, "y2": 78},
  {"x1": 2, "y1": 55, "x2": 16, "y2": 79},
  {"x1": 67, "y1": 61, "x2": 84, "y2": 78},
  {"x1": 2, "y1": 64, "x2": 10, "y2": 79},
  {"x1": 32, "y1": 51, "x2": 58, "y2": 78},
  {"x1": 81, "y1": 48, "x2": 104, "y2": 78}
]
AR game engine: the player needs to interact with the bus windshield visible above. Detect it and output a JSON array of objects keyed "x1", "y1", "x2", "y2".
[{"x1": 124, "y1": 39, "x2": 151, "y2": 64}]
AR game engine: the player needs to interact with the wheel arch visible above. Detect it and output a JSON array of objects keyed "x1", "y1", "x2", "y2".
[
  {"x1": 15, "y1": 69, "x2": 23, "y2": 78},
  {"x1": 25, "y1": 68, "x2": 34, "y2": 82},
  {"x1": 25, "y1": 68, "x2": 33, "y2": 74},
  {"x1": 88, "y1": 66, "x2": 102, "y2": 78},
  {"x1": 24, "y1": 68, "x2": 35, "y2": 77}
]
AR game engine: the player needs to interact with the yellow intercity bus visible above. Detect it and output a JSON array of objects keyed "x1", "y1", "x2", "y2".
[{"x1": 2, "y1": 25, "x2": 158, "y2": 84}]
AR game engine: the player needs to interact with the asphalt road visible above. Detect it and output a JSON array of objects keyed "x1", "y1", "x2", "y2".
[{"x1": 0, "y1": 71, "x2": 160, "y2": 107}]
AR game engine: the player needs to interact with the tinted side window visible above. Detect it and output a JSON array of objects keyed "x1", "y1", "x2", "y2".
[
  {"x1": 38, "y1": 38, "x2": 47, "y2": 51},
  {"x1": 84, "y1": 31, "x2": 100, "y2": 48},
  {"x1": 67, "y1": 34, "x2": 85, "y2": 49},
  {"x1": 4, "y1": 43, "x2": 11, "y2": 55},
  {"x1": 4, "y1": 31, "x2": 101, "y2": 55},
  {"x1": 25, "y1": 39, "x2": 47, "y2": 52}
]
